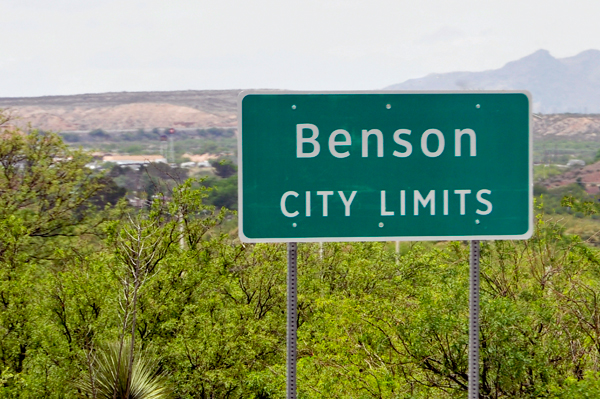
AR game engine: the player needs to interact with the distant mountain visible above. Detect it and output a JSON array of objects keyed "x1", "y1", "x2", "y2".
[{"x1": 385, "y1": 49, "x2": 600, "y2": 113}]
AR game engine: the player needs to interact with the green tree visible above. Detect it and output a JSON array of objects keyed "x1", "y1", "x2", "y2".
[
  {"x1": 204, "y1": 175, "x2": 238, "y2": 210},
  {"x1": 0, "y1": 112, "x2": 109, "y2": 396},
  {"x1": 210, "y1": 158, "x2": 237, "y2": 178}
]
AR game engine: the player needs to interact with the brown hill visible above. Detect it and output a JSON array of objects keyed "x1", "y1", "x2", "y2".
[
  {"x1": 9, "y1": 103, "x2": 234, "y2": 132},
  {"x1": 534, "y1": 114, "x2": 600, "y2": 139},
  {"x1": 0, "y1": 90, "x2": 239, "y2": 132}
]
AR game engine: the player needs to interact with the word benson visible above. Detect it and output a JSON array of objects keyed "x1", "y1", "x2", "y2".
[{"x1": 297, "y1": 124, "x2": 477, "y2": 158}]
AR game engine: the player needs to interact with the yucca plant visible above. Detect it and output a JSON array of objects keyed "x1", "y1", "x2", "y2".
[{"x1": 81, "y1": 341, "x2": 170, "y2": 399}]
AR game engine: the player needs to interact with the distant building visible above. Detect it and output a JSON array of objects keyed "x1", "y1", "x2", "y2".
[
  {"x1": 567, "y1": 159, "x2": 586, "y2": 167},
  {"x1": 181, "y1": 153, "x2": 218, "y2": 163},
  {"x1": 102, "y1": 155, "x2": 167, "y2": 167}
]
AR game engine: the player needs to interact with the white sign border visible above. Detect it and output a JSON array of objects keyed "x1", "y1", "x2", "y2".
[{"x1": 237, "y1": 90, "x2": 533, "y2": 243}]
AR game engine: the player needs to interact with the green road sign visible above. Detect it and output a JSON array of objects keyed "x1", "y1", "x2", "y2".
[{"x1": 238, "y1": 91, "x2": 532, "y2": 242}]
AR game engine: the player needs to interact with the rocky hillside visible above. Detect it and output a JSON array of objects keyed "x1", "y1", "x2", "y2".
[
  {"x1": 0, "y1": 90, "x2": 239, "y2": 132},
  {"x1": 534, "y1": 114, "x2": 600, "y2": 140}
]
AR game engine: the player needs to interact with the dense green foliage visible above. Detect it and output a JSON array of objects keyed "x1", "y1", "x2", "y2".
[
  {"x1": 108, "y1": 163, "x2": 189, "y2": 200},
  {"x1": 209, "y1": 158, "x2": 237, "y2": 179},
  {"x1": 5, "y1": 117, "x2": 600, "y2": 397},
  {"x1": 105, "y1": 163, "x2": 238, "y2": 211}
]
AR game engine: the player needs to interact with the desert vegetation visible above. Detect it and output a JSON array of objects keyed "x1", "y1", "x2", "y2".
[{"x1": 4, "y1": 110, "x2": 600, "y2": 398}]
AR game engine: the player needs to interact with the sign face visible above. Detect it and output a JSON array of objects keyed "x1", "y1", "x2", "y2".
[{"x1": 238, "y1": 91, "x2": 532, "y2": 243}]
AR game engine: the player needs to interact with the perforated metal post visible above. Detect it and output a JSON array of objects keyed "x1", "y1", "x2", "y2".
[
  {"x1": 469, "y1": 240, "x2": 480, "y2": 399},
  {"x1": 287, "y1": 242, "x2": 298, "y2": 399}
]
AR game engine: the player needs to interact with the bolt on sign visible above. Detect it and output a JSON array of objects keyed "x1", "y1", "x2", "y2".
[{"x1": 238, "y1": 91, "x2": 532, "y2": 243}]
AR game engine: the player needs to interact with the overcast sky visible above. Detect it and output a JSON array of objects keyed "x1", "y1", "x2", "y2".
[{"x1": 1, "y1": 0, "x2": 599, "y2": 98}]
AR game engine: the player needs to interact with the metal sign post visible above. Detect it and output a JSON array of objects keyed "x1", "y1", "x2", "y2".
[
  {"x1": 469, "y1": 240, "x2": 480, "y2": 398},
  {"x1": 287, "y1": 242, "x2": 298, "y2": 399}
]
